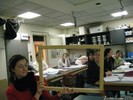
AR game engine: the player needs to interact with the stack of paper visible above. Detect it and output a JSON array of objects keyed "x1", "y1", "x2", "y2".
[
  {"x1": 104, "y1": 76, "x2": 120, "y2": 82},
  {"x1": 64, "y1": 65, "x2": 86, "y2": 69}
]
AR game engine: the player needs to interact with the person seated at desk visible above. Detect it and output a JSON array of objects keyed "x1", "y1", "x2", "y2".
[
  {"x1": 104, "y1": 48, "x2": 120, "y2": 97},
  {"x1": 113, "y1": 50, "x2": 125, "y2": 68},
  {"x1": 58, "y1": 53, "x2": 71, "y2": 68},
  {"x1": 85, "y1": 49, "x2": 100, "y2": 88},
  {"x1": 6, "y1": 54, "x2": 74, "y2": 100},
  {"x1": 75, "y1": 50, "x2": 94, "y2": 65},
  {"x1": 104, "y1": 48, "x2": 114, "y2": 76},
  {"x1": 75, "y1": 56, "x2": 88, "y2": 65},
  {"x1": 32, "y1": 53, "x2": 49, "y2": 73}
]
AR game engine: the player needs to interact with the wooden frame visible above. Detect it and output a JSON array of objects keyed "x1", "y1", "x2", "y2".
[{"x1": 38, "y1": 45, "x2": 104, "y2": 94}]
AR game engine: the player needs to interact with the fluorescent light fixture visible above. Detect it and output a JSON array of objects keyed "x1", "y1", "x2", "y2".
[
  {"x1": 111, "y1": 11, "x2": 128, "y2": 17},
  {"x1": 18, "y1": 12, "x2": 41, "y2": 19},
  {"x1": 60, "y1": 22, "x2": 74, "y2": 26}
]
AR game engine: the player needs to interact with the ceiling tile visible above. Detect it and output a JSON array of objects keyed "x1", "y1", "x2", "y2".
[
  {"x1": 65, "y1": 0, "x2": 92, "y2": 6},
  {"x1": 34, "y1": 6, "x2": 55, "y2": 15},
  {"x1": 0, "y1": 0, "x2": 26, "y2": 7},
  {"x1": 45, "y1": 11, "x2": 67, "y2": 18},
  {"x1": 15, "y1": 1, "x2": 42, "y2": 11}
]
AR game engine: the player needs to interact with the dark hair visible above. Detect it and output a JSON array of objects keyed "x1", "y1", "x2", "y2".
[
  {"x1": 87, "y1": 49, "x2": 94, "y2": 56},
  {"x1": 94, "y1": 49, "x2": 100, "y2": 54},
  {"x1": 104, "y1": 48, "x2": 112, "y2": 57},
  {"x1": 116, "y1": 50, "x2": 122, "y2": 54},
  {"x1": 9, "y1": 55, "x2": 28, "y2": 82},
  {"x1": 62, "y1": 53, "x2": 68, "y2": 63}
]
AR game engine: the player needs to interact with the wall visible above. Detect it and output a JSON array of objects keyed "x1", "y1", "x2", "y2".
[
  {"x1": 0, "y1": 26, "x2": 8, "y2": 100},
  {"x1": 66, "y1": 17, "x2": 133, "y2": 56},
  {"x1": 103, "y1": 17, "x2": 133, "y2": 31},
  {"x1": 18, "y1": 23, "x2": 66, "y2": 65}
]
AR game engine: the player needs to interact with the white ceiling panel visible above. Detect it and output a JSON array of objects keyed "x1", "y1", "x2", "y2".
[
  {"x1": 15, "y1": 1, "x2": 42, "y2": 11},
  {"x1": 34, "y1": 7, "x2": 55, "y2": 15},
  {"x1": 65, "y1": 0, "x2": 93, "y2": 6},
  {"x1": 0, "y1": 0, "x2": 26, "y2": 7},
  {"x1": 0, "y1": 0, "x2": 133, "y2": 29}
]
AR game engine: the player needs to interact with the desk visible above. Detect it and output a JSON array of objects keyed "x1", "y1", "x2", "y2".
[
  {"x1": 74, "y1": 95, "x2": 105, "y2": 100},
  {"x1": 36, "y1": 65, "x2": 87, "y2": 83},
  {"x1": 103, "y1": 81, "x2": 133, "y2": 91}
]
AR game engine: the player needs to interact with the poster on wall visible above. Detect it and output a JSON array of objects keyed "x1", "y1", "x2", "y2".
[{"x1": 51, "y1": 49, "x2": 64, "y2": 58}]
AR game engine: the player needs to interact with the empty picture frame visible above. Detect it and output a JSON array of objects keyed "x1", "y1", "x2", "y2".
[{"x1": 37, "y1": 45, "x2": 104, "y2": 94}]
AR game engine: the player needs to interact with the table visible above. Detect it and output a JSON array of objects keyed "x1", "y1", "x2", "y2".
[
  {"x1": 36, "y1": 65, "x2": 87, "y2": 83},
  {"x1": 103, "y1": 81, "x2": 133, "y2": 91},
  {"x1": 74, "y1": 95, "x2": 105, "y2": 100}
]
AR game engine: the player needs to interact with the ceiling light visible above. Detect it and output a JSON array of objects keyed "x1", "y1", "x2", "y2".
[
  {"x1": 60, "y1": 22, "x2": 74, "y2": 26},
  {"x1": 18, "y1": 12, "x2": 41, "y2": 19},
  {"x1": 111, "y1": 11, "x2": 128, "y2": 17}
]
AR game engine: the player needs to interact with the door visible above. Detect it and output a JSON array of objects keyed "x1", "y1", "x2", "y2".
[
  {"x1": 33, "y1": 35, "x2": 47, "y2": 62},
  {"x1": 34, "y1": 42, "x2": 46, "y2": 61}
]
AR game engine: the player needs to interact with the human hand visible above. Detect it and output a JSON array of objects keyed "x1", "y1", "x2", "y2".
[
  {"x1": 58, "y1": 87, "x2": 75, "y2": 97},
  {"x1": 34, "y1": 81, "x2": 45, "y2": 99},
  {"x1": 105, "y1": 71, "x2": 112, "y2": 76}
]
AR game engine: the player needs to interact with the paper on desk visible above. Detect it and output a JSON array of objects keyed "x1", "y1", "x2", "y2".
[
  {"x1": 104, "y1": 76, "x2": 120, "y2": 82},
  {"x1": 121, "y1": 77, "x2": 133, "y2": 82},
  {"x1": 35, "y1": 68, "x2": 66, "y2": 75},
  {"x1": 43, "y1": 68, "x2": 66, "y2": 74},
  {"x1": 117, "y1": 65, "x2": 129, "y2": 70},
  {"x1": 64, "y1": 64, "x2": 86, "y2": 69}
]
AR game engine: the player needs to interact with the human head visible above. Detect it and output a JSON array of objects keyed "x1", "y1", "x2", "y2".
[
  {"x1": 35, "y1": 52, "x2": 38, "y2": 61},
  {"x1": 9, "y1": 55, "x2": 28, "y2": 82},
  {"x1": 87, "y1": 49, "x2": 94, "y2": 61},
  {"x1": 62, "y1": 53, "x2": 68, "y2": 59},
  {"x1": 104, "y1": 48, "x2": 113, "y2": 58},
  {"x1": 115, "y1": 50, "x2": 122, "y2": 58},
  {"x1": 93, "y1": 50, "x2": 100, "y2": 63}
]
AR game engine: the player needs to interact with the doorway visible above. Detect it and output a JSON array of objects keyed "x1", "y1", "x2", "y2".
[{"x1": 33, "y1": 35, "x2": 47, "y2": 62}]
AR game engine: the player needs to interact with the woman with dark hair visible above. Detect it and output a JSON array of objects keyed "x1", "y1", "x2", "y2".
[
  {"x1": 104, "y1": 48, "x2": 114, "y2": 76},
  {"x1": 6, "y1": 54, "x2": 74, "y2": 100},
  {"x1": 85, "y1": 50, "x2": 100, "y2": 88},
  {"x1": 104, "y1": 49, "x2": 120, "y2": 97}
]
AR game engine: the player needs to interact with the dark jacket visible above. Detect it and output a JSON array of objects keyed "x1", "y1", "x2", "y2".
[{"x1": 104, "y1": 57, "x2": 115, "y2": 72}]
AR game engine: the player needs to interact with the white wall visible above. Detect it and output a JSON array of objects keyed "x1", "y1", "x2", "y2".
[
  {"x1": 0, "y1": 26, "x2": 7, "y2": 80},
  {"x1": 0, "y1": 26, "x2": 8, "y2": 100},
  {"x1": 103, "y1": 17, "x2": 133, "y2": 31},
  {"x1": 18, "y1": 23, "x2": 66, "y2": 64}
]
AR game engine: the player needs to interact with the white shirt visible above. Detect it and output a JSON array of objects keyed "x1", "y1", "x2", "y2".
[
  {"x1": 58, "y1": 58, "x2": 71, "y2": 68},
  {"x1": 75, "y1": 56, "x2": 88, "y2": 65},
  {"x1": 32, "y1": 60, "x2": 49, "y2": 72}
]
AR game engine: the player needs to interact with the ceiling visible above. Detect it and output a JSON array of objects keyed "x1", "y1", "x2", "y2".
[{"x1": 0, "y1": 0, "x2": 133, "y2": 29}]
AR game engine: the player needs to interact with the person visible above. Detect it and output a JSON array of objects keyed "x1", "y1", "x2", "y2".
[
  {"x1": 113, "y1": 50, "x2": 125, "y2": 68},
  {"x1": 58, "y1": 53, "x2": 71, "y2": 68},
  {"x1": 85, "y1": 50, "x2": 100, "y2": 88},
  {"x1": 32, "y1": 53, "x2": 49, "y2": 73},
  {"x1": 75, "y1": 49, "x2": 94, "y2": 65},
  {"x1": 75, "y1": 56, "x2": 88, "y2": 65},
  {"x1": 104, "y1": 48, "x2": 120, "y2": 97},
  {"x1": 104, "y1": 48, "x2": 114, "y2": 76},
  {"x1": 6, "y1": 54, "x2": 74, "y2": 100}
]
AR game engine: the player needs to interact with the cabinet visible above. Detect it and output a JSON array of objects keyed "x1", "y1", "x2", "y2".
[
  {"x1": 65, "y1": 28, "x2": 133, "y2": 58},
  {"x1": 65, "y1": 28, "x2": 133, "y2": 45},
  {"x1": 65, "y1": 35, "x2": 86, "y2": 45},
  {"x1": 110, "y1": 29, "x2": 125, "y2": 45},
  {"x1": 65, "y1": 31, "x2": 110, "y2": 45},
  {"x1": 124, "y1": 28, "x2": 133, "y2": 43},
  {"x1": 86, "y1": 31, "x2": 110, "y2": 45}
]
